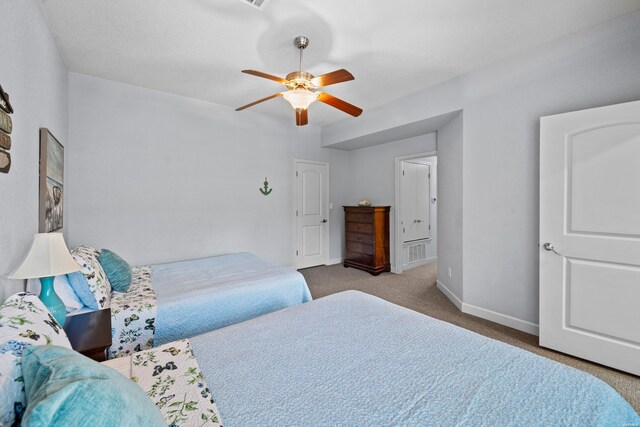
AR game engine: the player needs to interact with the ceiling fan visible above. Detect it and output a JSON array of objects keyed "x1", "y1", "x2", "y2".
[{"x1": 236, "y1": 36, "x2": 363, "y2": 126}]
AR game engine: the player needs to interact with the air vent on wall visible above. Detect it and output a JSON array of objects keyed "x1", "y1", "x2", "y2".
[
  {"x1": 238, "y1": 0, "x2": 269, "y2": 10},
  {"x1": 406, "y1": 242, "x2": 427, "y2": 264}
]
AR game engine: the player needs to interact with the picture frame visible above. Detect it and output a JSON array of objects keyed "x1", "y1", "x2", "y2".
[{"x1": 39, "y1": 128, "x2": 64, "y2": 232}]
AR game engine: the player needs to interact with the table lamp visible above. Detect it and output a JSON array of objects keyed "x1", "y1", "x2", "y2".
[{"x1": 9, "y1": 233, "x2": 81, "y2": 325}]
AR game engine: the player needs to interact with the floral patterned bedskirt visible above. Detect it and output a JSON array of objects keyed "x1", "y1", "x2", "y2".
[
  {"x1": 109, "y1": 266, "x2": 157, "y2": 359},
  {"x1": 131, "y1": 339, "x2": 222, "y2": 426}
]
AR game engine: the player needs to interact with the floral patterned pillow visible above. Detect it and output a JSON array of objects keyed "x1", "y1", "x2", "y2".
[
  {"x1": 0, "y1": 292, "x2": 71, "y2": 426},
  {"x1": 131, "y1": 340, "x2": 222, "y2": 427},
  {"x1": 70, "y1": 245, "x2": 111, "y2": 309}
]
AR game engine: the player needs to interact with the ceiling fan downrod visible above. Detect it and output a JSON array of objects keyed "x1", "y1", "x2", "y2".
[{"x1": 294, "y1": 35, "x2": 309, "y2": 72}]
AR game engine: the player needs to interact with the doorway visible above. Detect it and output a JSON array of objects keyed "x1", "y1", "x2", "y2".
[
  {"x1": 394, "y1": 152, "x2": 437, "y2": 273},
  {"x1": 294, "y1": 160, "x2": 329, "y2": 269}
]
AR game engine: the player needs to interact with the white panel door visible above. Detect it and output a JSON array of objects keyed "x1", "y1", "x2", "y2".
[
  {"x1": 295, "y1": 161, "x2": 329, "y2": 269},
  {"x1": 540, "y1": 99, "x2": 640, "y2": 375},
  {"x1": 401, "y1": 161, "x2": 430, "y2": 242}
]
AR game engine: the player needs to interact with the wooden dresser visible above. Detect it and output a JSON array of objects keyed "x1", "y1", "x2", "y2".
[{"x1": 343, "y1": 206, "x2": 390, "y2": 276}]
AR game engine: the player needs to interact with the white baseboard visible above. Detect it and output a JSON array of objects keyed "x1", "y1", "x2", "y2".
[
  {"x1": 436, "y1": 280, "x2": 462, "y2": 310},
  {"x1": 326, "y1": 258, "x2": 343, "y2": 266},
  {"x1": 461, "y1": 303, "x2": 539, "y2": 336},
  {"x1": 436, "y1": 280, "x2": 539, "y2": 336},
  {"x1": 394, "y1": 256, "x2": 437, "y2": 274}
]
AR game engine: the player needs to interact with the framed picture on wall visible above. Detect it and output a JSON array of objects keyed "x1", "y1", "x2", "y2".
[{"x1": 39, "y1": 128, "x2": 64, "y2": 232}]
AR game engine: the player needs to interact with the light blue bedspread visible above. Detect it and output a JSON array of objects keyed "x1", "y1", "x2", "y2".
[
  {"x1": 152, "y1": 252, "x2": 311, "y2": 345},
  {"x1": 191, "y1": 291, "x2": 639, "y2": 426}
]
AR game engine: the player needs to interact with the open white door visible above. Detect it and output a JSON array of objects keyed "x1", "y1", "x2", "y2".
[
  {"x1": 540, "y1": 100, "x2": 640, "y2": 375},
  {"x1": 401, "y1": 161, "x2": 431, "y2": 242},
  {"x1": 295, "y1": 160, "x2": 329, "y2": 269}
]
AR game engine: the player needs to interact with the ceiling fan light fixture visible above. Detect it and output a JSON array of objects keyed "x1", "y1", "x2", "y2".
[
  {"x1": 236, "y1": 36, "x2": 362, "y2": 124},
  {"x1": 283, "y1": 88, "x2": 317, "y2": 110}
]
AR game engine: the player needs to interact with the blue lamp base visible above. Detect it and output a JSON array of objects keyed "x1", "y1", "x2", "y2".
[{"x1": 39, "y1": 276, "x2": 67, "y2": 326}]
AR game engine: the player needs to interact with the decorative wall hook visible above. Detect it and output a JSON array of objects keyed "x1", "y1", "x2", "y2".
[{"x1": 259, "y1": 177, "x2": 273, "y2": 195}]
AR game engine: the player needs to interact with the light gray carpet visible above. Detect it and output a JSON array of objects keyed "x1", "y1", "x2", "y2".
[{"x1": 299, "y1": 262, "x2": 640, "y2": 412}]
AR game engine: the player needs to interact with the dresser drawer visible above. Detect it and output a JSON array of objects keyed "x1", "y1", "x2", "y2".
[
  {"x1": 345, "y1": 212, "x2": 373, "y2": 224},
  {"x1": 346, "y1": 241, "x2": 374, "y2": 256},
  {"x1": 346, "y1": 222, "x2": 374, "y2": 234},
  {"x1": 346, "y1": 232, "x2": 373, "y2": 245},
  {"x1": 345, "y1": 253, "x2": 374, "y2": 266}
]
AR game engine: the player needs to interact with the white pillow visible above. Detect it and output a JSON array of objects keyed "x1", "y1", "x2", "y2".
[
  {"x1": 26, "y1": 276, "x2": 85, "y2": 312},
  {"x1": 70, "y1": 245, "x2": 112, "y2": 309}
]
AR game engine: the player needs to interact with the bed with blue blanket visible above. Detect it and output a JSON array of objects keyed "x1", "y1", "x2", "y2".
[
  {"x1": 109, "y1": 252, "x2": 311, "y2": 358},
  {"x1": 104, "y1": 290, "x2": 638, "y2": 425}
]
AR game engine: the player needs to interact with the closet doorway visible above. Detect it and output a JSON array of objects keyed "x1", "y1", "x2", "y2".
[{"x1": 394, "y1": 152, "x2": 437, "y2": 272}]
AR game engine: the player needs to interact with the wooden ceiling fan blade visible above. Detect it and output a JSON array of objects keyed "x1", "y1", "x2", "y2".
[
  {"x1": 310, "y1": 69, "x2": 354, "y2": 87},
  {"x1": 241, "y1": 70, "x2": 288, "y2": 85},
  {"x1": 235, "y1": 93, "x2": 282, "y2": 111},
  {"x1": 295, "y1": 108, "x2": 308, "y2": 126},
  {"x1": 317, "y1": 92, "x2": 363, "y2": 117}
]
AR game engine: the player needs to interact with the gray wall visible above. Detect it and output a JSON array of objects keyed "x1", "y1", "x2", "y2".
[
  {"x1": 67, "y1": 73, "x2": 350, "y2": 267},
  {"x1": 323, "y1": 11, "x2": 640, "y2": 325},
  {"x1": 436, "y1": 113, "x2": 463, "y2": 301},
  {"x1": 0, "y1": 1, "x2": 69, "y2": 302},
  {"x1": 347, "y1": 133, "x2": 437, "y2": 268}
]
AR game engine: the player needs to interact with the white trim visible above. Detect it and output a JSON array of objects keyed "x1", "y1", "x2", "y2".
[
  {"x1": 403, "y1": 256, "x2": 437, "y2": 271},
  {"x1": 394, "y1": 150, "x2": 438, "y2": 273},
  {"x1": 436, "y1": 280, "x2": 539, "y2": 335},
  {"x1": 326, "y1": 257, "x2": 343, "y2": 266},
  {"x1": 293, "y1": 159, "x2": 330, "y2": 269},
  {"x1": 461, "y1": 303, "x2": 540, "y2": 336},
  {"x1": 436, "y1": 280, "x2": 462, "y2": 310}
]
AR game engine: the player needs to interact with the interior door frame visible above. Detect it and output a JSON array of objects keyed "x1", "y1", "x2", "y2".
[
  {"x1": 394, "y1": 150, "x2": 437, "y2": 273},
  {"x1": 293, "y1": 159, "x2": 330, "y2": 269}
]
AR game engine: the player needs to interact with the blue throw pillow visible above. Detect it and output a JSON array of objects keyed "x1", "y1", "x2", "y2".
[
  {"x1": 21, "y1": 345, "x2": 165, "y2": 426},
  {"x1": 66, "y1": 271, "x2": 98, "y2": 310},
  {"x1": 98, "y1": 249, "x2": 132, "y2": 293}
]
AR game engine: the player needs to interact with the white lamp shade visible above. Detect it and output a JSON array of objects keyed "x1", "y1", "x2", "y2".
[
  {"x1": 283, "y1": 89, "x2": 318, "y2": 110},
  {"x1": 9, "y1": 233, "x2": 81, "y2": 279}
]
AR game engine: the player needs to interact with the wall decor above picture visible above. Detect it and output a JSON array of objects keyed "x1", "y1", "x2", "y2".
[
  {"x1": 0, "y1": 84, "x2": 13, "y2": 174},
  {"x1": 0, "y1": 84, "x2": 14, "y2": 114},
  {"x1": 0, "y1": 131, "x2": 11, "y2": 150},
  {"x1": 39, "y1": 129, "x2": 64, "y2": 232},
  {"x1": 0, "y1": 150, "x2": 10, "y2": 174},
  {"x1": 0, "y1": 110, "x2": 12, "y2": 135}
]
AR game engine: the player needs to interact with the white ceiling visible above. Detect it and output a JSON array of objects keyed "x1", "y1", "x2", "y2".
[{"x1": 41, "y1": 0, "x2": 640, "y2": 126}]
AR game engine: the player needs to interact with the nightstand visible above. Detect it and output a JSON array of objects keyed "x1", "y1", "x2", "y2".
[{"x1": 63, "y1": 308, "x2": 112, "y2": 362}]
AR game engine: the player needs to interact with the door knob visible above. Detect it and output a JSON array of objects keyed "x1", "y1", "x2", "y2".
[
  {"x1": 542, "y1": 242, "x2": 561, "y2": 256},
  {"x1": 321, "y1": 219, "x2": 327, "y2": 223},
  {"x1": 414, "y1": 219, "x2": 423, "y2": 223}
]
